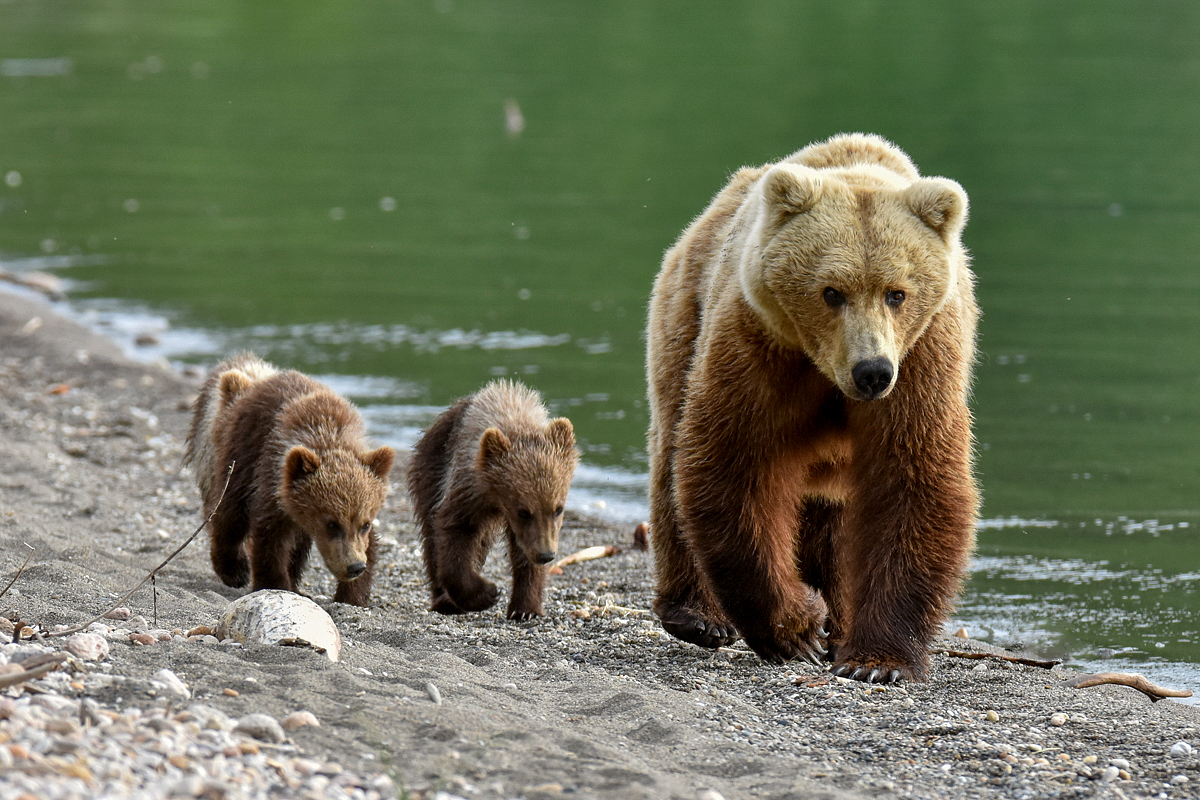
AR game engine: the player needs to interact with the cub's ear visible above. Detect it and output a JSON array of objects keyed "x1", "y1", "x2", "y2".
[
  {"x1": 477, "y1": 428, "x2": 511, "y2": 469},
  {"x1": 546, "y1": 417, "x2": 576, "y2": 453},
  {"x1": 905, "y1": 178, "x2": 968, "y2": 240},
  {"x1": 284, "y1": 446, "x2": 321, "y2": 486},
  {"x1": 217, "y1": 369, "x2": 252, "y2": 410},
  {"x1": 762, "y1": 164, "x2": 824, "y2": 216},
  {"x1": 362, "y1": 446, "x2": 395, "y2": 480}
]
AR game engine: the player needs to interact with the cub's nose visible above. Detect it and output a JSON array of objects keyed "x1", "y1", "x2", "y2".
[
  {"x1": 345, "y1": 561, "x2": 368, "y2": 579},
  {"x1": 534, "y1": 550, "x2": 557, "y2": 565},
  {"x1": 851, "y1": 358, "x2": 894, "y2": 399}
]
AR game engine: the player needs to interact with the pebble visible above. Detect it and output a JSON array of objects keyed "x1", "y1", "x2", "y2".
[
  {"x1": 1109, "y1": 758, "x2": 1130, "y2": 770},
  {"x1": 282, "y1": 710, "x2": 320, "y2": 731},
  {"x1": 426, "y1": 681, "x2": 443, "y2": 705},
  {"x1": 1100, "y1": 766, "x2": 1120, "y2": 782},
  {"x1": 1170, "y1": 741, "x2": 1193, "y2": 757},
  {"x1": 985, "y1": 710, "x2": 999, "y2": 722},
  {"x1": 102, "y1": 607, "x2": 131, "y2": 621},
  {"x1": 1049, "y1": 712, "x2": 1067, "y2": 726},
  {"x1": 233, "y1": 712, "x2": 286, "y2": 743},
  {"x1": 698, "y1": 791, "x2": 727, "y2": 800},
  {"x1": 128, "y1": 632, "x2": 156, "y2": 646},
  {"x1": 1171, "y1": 774, "x2": 1190, "y2": 785},
  {"x1": 152, "y1": 668, "x2": 191, "y2": 699},
  {"x1": 64, "y1": 632, "x2": 109, "y2": 662}
]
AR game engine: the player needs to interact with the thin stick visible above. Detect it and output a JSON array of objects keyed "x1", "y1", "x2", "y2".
[
  {"x1": 47, "y1": 462, "x2": 234, "y2": 638},
  {"x1": 0, "y1": 543, "x2": 36, "y2": 601},
  {"x1": 1062, "y1": 671, "x2": 1193, "y2": 702},
  {"x1": 0, "y1": 653, "x2": 67, "y2": 689},
  {"x1": 932, "y1": 648, "x2": 1062, "y2": 669}
]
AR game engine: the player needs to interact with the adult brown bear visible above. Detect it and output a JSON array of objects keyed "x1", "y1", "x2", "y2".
[{"x1": 646, "y1": 133, "x2": 978, "y2": 682}]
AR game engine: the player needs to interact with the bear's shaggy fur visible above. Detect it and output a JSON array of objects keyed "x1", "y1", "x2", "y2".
[
  {"x1": 408, "y1": 380, "x2": 579, "y2": 620},
  {"x1": 646, "y1": 133, "x2": 978, "y2": 682},
  {"x1": 185, "y1": 353, "x2": 395, "y2": 607}
]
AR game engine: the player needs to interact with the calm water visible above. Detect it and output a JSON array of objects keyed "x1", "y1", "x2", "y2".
[{"x1": 4, "y1": 1, "x2": 1200, "y2": 698}]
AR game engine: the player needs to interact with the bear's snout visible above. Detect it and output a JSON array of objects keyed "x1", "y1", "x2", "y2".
[
  {"x1": 344, "y1": 561, "x2": 368, "y2": 580},
  {"x1": 851, "y1": 357, "x2": 894, "y2": 399},
  {"x1": 533, "y1": 550, "x2": 557, "y2": 565}
]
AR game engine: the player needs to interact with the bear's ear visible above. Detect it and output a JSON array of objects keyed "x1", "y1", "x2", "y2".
[
  {"x1": 361, "y1": 446, "x2": 395, "y2": 480},
  {"x1": 546, "y1": 417, "x2": 576, "y2": 453},
  {"x1": 284, "y1": 446, "x2": 321, "y2": 485},
  {"x1": 217, "y1": 369, "x2": 252, "y2": 410},
  {"x1": 905, "y1": 178, "x2": 968, "y2": 240},
  {"x1": 762, "y1": 164, "x2": 824, "y2": 216},
  {"x1": 477, "y1": 428, "x2": 510, "y2": 469}
]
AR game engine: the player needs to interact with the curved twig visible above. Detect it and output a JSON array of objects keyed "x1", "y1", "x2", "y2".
[
  {"x1": 47, "y1": 462, "x2": 234, "y2": 638},
  {"x1": 0, "y1": 652, "x2": 67, "y2": 689},
  {"x1": 1062, "y1": 671, "x2": 1193, "y2": 702},
  {"x1": 933, "y1": 648, "x2": 1062, "y2": 669},
  {"x1": 0, "y1": 543, "x2": 36, "y2": 601}
]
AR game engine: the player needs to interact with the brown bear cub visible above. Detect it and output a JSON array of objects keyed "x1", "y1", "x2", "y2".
[
  {"x1": 408, "y1": 380, "x2": 579, "y2": 620},
  {"x1": 185, "y1": 353, "x2": 395, "y2": 607},
  {"x1": 647, "y1": 133, "x2": 978, "y2": 682}
]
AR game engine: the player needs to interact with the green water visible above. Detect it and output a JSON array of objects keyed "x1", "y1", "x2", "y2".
[{"x1": 4, "y1": 1, "x2": 1200, "y2": 693}]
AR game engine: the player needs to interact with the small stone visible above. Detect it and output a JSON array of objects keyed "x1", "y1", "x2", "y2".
[
  {"x1": 234, "y1": 712, "x2": 285, "y2": 743},
  {"x1": 64, "y1": 632, "x2": 109, "y2": 662},
  {"x1": 168, "y1": 754, "x2": 191, "y2": 769},
  {"x1": 129, "y1": 632, "x2": 156, "y2": 646},
  {"x1": 1170, "y1": 741, "x2": 1194, "y2": 757},
  {"x1": 223, "y1": 688, "x2": 239, "y2": 697},
  {"x1": 282, "y1": 711, "x2": 319, "y2": 731},
  {"x1": 985, "y1": 710, "x2": 999, "y2": 722},
  {"x1": 1082, "y1": 755, "x2": 1097, "y2": 764},
  {"x1": 1056, "y1": 753, "x2": 1071, "y2": 762},
  {"x1": 103, "y1": 607, "x2": 131, "y2": 621},
  {"x1": 1118, "y1": 769, "x2": 1130, "y2": 780},
  {"x1": 0, "y1": 746, "x2": 11, "y2": 768},
  {"x1": 153, "y1": 668, "x2": 191, "y2": 699},
  {"x1": 1049, "y1": 712, "x2": 1068, "y2": 726},
  {"x1": 426, "y1": 682, "x2": 442, "y2": 705},
  {"x1": 188, "y1": 625, "x2": 215, "y2": 637},
  {"x1": 44, "y1": 718, "x2": 79, "y2": 735},
  {"x1": 1100, "y1": 766, "x2": 1120, "y2": 783},
  {"x1": 1109, "y1": 758, "x2": 1130, "y2": 770},
  {"x1": 953, "y1": 626, "x2": 969, "y2": 639},
  {"x1": 524, "y1": 785, "x2": 563, "y2": 796},
  {"x1": 1172, "y1": 775, "x2": 1190, "y2": 785},
  {"x1": 126, "y1": 615, "x2": 149, "y2": 630},
  {"x1": 0, "y1": 698, "x2": 14, "y2": 720},
  {"x1": 238, "y1": 741, "x2": 260, "y2": 755}
]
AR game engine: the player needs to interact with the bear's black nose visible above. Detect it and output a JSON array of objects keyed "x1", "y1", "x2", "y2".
[
  {"x1": 345, "y1": 561, "x2": 368, "y2": 579},
  {"x1": 534, "y1": 550, "x2": 557, "y2": 565},
  {"x1": 851, "y1": 358, "x2": 894, "y2": 399}
]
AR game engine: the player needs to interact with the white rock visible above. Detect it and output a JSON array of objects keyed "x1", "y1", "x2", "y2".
[
  {"x1": 64, "y1": 632, "x2": 109, "y2": 662},
  {"x1": 1171, "y1": 774, "x2": 1190, "y2": 785},
  {"x1": 152, "y1": 667, "x2": 191, "y2": 699},
  {"x1": 1109, "y1": 758, "x2": 1131, "y2": 770},
  {"x1": 698, "y1": 791, "x2": 726, "y2": 800},
  {"x1": 1100, "y1": 766, "x2": 1120, "y2": 783},
  {"x1": 234, "y1": 712, "x2": 286, "y2": 743},
  {"x1": 426, "y1": 682, "x2": 442, "y2": 706},
  {"x1": 1170, "y1": 741, "x2": 1194, "y2": 757},
  {"x1": 1049, "y1": 712, "x2": 1068, "y2": 727},
  {"x1": 282, "y1": 711, "x2": 319, "y2": 731},
  {"x1": 215, "y1": 590, "x2": 341, "y2": 662}
]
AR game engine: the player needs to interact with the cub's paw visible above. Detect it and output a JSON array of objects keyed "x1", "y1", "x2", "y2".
[
  {"x1": 657, "y1": 603, "x2": 737, "y2": 649},
  {"x1": 447, "y1": 576, "x2": 500, "y2": 612},
  {"x1": 430, "y1": 591, "x2": 465, "y2": 615},
  {"x1": 830, "y1": 657, "x2": 918, "y2": 684}
]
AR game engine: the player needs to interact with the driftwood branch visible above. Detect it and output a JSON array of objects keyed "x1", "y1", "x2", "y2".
[
  {"x1": 0, "y1": 652, "x2": 68, "y2": 689},
  {"x1": 933, "y1": 648, "x2": 1062, "y2": 669},
  {"x1": 548, "y1": 545, "x2": 619, "y2": 575},
  {"x1": 1062, "y1": 671, "x2": 1193, "y2": 702},
  {"x1": 0, "y1": 543, "x2": 36, "y2": 601},
  {"x1": 47, "y1": 462, "x2": 234, "y2": 639}
]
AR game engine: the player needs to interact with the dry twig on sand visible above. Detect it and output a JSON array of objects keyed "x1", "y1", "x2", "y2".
[
  {"x1": 45, "y1": 462, "x2": 234, "y2": 638},
  {"x1": 548, "y1": 544, "x2": 619, "y2": 575},
  {"x1": 0, "y1": 543, "x2": 36, "y2": 602},
  {"x1": 1061, "y1": 671, "x2": 1194, "y2": 702},
  {"x1": 933, "y1": 648, "x2": 1062, "y2": 669},
  {"x1": 0, "y1": 652, "x2": 68, "y2": 689}
]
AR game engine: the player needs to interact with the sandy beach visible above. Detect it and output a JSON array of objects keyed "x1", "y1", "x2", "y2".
[{"x1": 1, "y1": 288, "x2": 1198, "y2": 800}]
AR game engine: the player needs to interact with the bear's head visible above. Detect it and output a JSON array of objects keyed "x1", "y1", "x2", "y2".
[
  {"x1": 475, "y1": 418, "x2": 579, "y2": 566},
  {"x1": 278, "y1": 444, "x2": 395, "y2": 583},
  {"x1": 738, "y1": 156, "x2": 968, "y2": 401}
]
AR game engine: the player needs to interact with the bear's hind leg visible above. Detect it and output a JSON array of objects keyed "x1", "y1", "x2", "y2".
[{"x1": 506, "y1": 528, "x2": 546, "y2": 620}]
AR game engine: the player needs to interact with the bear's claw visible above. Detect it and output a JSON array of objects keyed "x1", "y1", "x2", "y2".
[
  {"x1": 831, "y1": 663, "x2": 905, "y2": 684},
  {"x1": 658, "y1": 607, "x2": 737, "y2": 649}
]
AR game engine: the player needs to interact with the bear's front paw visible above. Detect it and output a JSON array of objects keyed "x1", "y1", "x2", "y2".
[
  {"x1": 446, "y1": 576, "x2": 500, "y2": 612},
  {"x1": 507, "y1": 605, "x2": 543, "y2": 621},
  {"x1": 830, "y1": 657, "x2": 919, "y2": 684},
  {"x1": 744, "y1": 623, "x2": 828, "y2": 665},
  {"x1": 656, "y1": 602, "x2": 737, "y2": 649}
]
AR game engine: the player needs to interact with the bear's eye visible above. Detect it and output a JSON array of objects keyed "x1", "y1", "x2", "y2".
[
  {"x1": 886, "y1": 290, "x2": 906, "y2": 307},
  {"x1": 554, "y1": 506, "x2": 564, "y2": 517},
  {"x1": 325, "y1": 520, "x2": 343, "y2": 537},
  {"x1": 517, "y1": 508, "x2": 533, "y2": 521},
  {"x1": 822, "y1": 287, "x2": 846, "y2": 308},
  {"x1": 358, "y1": 521, "x2": 372, "y2": 535}
]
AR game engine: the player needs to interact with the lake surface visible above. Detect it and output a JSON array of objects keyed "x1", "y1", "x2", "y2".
[{"x1": 4, "y1": 1, "x2": 1199, "y2": 699}]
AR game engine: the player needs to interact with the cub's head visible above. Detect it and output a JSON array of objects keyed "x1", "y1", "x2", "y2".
[
  {"x1": 475, "y1": 418, "x2": 579, "y2": 566},
  {"x1": 278, "y1": 445, "x2": 395, "y2": 583},
  {"x1": 738, "y1": 160, "x2": 968, "y2": 400}
]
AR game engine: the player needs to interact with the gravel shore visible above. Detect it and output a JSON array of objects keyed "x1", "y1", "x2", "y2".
[{"x1": 1, "y1": 289, "x2": 1199, "y2": 800}]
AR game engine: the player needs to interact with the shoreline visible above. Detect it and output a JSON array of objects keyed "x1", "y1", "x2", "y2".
[{"x1": 2, "y1": 288, "x2": 1199, "y2": 800}]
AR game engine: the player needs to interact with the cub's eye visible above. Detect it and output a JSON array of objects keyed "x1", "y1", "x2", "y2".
[
  {"x1": 517, "y1": 509, "x2": 533, "y2": 521},
  {"x1": 822, "y1": 287, "x2": 846, "y2": 308},
  {"x1": 358, "y1": 522, "x2": 372, "y2": 535},
  {"x1": 554, "y1": 506, "x2": 564, "y2": 517},
  {"x1": 886, "y1": 290, "x2": 906, "y2": 307},
  {"x1": 325, "y1": 520, "x2": 343, "y2": 537}
]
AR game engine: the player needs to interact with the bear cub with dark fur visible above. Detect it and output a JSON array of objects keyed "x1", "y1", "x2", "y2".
[
  {"x1": 185, "y1": 353, "x2": 395, "y2": 607},
  {"x1": 408, "y1": 380, "x2": 579, "y2": 620}
]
